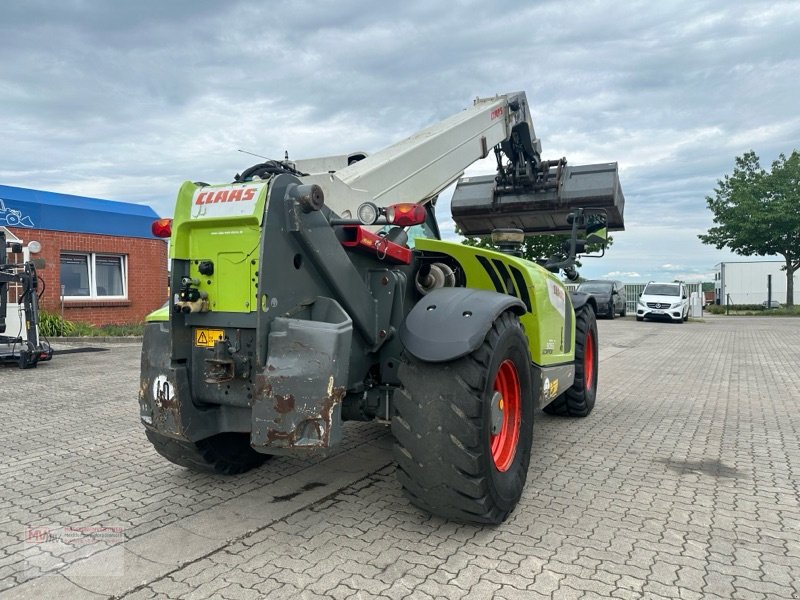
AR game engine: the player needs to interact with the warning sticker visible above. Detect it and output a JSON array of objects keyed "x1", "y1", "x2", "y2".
[
  {"x1": 194, "y1": 328, "x2": 225, "y2": 348},
  {"x1": 542, "y1": 376, "x2": 560, "y2": 402}
]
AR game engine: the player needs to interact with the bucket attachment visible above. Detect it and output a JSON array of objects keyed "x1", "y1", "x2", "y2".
[{"x1": 452, "y1": 162, "x2": 625, "y2": 236}]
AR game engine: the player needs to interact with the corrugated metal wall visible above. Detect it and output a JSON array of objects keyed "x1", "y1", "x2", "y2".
[{"x1": 718, "y1": 262, "x2": 799, "y2": 305}]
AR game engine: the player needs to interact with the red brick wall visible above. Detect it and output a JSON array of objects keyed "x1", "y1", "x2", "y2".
[{"x1": 6, "y1": 227, "x2": 167, "y2": 326}]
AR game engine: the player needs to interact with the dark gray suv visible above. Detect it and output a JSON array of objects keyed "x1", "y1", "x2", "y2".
[{"x1": 577, "y1": 280, "x2": 626, "y2": 319}]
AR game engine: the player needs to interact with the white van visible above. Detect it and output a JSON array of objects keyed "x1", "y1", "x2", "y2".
[{"x1": 636, "y1": 282, "x2": 689, "y2": 323}]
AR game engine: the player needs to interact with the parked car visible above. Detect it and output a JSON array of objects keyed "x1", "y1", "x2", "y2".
[
  {"x1": 762, "y1": 300, "x2": 781, "y2": 309},
  {"x1": 636, "y1": 282, "x2": 689, "y2": 323},
  {"x1": 577, "y1": 280, "x2": 626, "y2": 319}
]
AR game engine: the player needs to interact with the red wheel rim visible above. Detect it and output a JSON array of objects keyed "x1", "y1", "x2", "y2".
[
  {"x1": 490, "y1": 359, "x2": 522, "y2": 472},
  {"x1": 584, "y1": 331, "x2": 595, "y2": 391}
]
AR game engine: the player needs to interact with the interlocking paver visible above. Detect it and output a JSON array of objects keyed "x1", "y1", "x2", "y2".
[{"x1": 1, "y1": 316, "x2": 800, "y2": 598}]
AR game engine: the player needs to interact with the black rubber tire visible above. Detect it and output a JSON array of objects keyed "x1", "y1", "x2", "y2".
[
  {"x1": 620, "y1": 305, "x2": 626, "y2": 317},
  {"x1": 393, "y1": 311, "x2": 534, "y2": 524},
  {"x1": 145, "y1": 430, "x2": 270, "y2": 475},
  {"x1": 636, "y1": 316, "x2": 643, "y2": 322},
  {"x1": 543, "y1": 305, "x2": 598, "y2": 417},
  {"x1": 607, "y1": 301, "x2": 615, "y2": 319}
]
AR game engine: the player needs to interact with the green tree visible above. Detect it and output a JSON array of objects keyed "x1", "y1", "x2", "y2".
[
  {"x1": 699, "y1": 150, "x2": 800, "y2": 307},
  {"x1": 460, "y1": 231, "x2": 612, "y2": 279}
]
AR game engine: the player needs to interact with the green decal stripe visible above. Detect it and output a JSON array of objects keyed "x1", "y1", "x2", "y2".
[
  {"x1": 492, "y1": 259, "x2": 518, "y2": 297},
  {"x1": 510, "y1": 266, "x2": 533, "y2": 312},
  {"x1": 476, "y1": 255, "x2": 533, "y2": 313},
  {"x1": 476, "y1": 255, "x2": 505, "y2": 295}
]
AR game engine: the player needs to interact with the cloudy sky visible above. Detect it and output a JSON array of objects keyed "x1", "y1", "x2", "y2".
[{"x1": 2, "y1": 0, "x2": 798, "y2": 282}]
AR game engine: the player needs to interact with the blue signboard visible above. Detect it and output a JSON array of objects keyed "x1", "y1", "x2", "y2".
[{"x1": 0, "y1": 184, "x2": 160, "y2": 239}]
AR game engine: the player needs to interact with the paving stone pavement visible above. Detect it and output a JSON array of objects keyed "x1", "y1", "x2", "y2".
[{"x1": 1, "y1": 316, "x2": 799, "y2": 599}]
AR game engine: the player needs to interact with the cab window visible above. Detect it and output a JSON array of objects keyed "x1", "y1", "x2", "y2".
[{"x1": 405, "y1": 221, "x2": 438, "y2": 248}]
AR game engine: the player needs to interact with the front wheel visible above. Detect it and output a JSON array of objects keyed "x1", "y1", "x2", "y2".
[
  {"x1": 607, "y1": 301, "x2": 615, "y2": 320},
  {"x1": 393, "y1": 311, "x2": 534, "y2": 524},
  {"x1": 543, "y1": 305, "x2": 598, "y2": 417}
]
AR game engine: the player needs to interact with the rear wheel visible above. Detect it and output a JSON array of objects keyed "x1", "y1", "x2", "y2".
[
  {"x1": 145, "y1": 430, "x2": 270, "y2": 475},
  {"x1": 543, "y1": 305, "x2": 598, "y2": 417},
  {"x1": 393, "y1": 311, "x2": 534, "y2": 524},
  {"x1": 620, "y1": 304, "x2": 626, "y2": 317}
]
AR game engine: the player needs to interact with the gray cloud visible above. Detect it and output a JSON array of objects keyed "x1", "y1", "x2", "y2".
[{"x1": 1, "y1": 0, "x2": 798, "y2": 282}]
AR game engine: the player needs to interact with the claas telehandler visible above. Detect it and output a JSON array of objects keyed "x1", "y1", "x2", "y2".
[{"x1": 139, "y1": 92, "x2": 625, "y2": 523}]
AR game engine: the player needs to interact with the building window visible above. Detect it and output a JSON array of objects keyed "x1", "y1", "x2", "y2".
[{"x1": 60, "y1": 253, "x2": 127, "y2": 299}]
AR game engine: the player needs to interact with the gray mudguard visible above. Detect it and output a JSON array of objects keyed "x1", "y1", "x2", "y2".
[
  {"x1": 400, "y1": 288, "x2": 525, "y2": 363},
  {"x1": 570, "y1": 291, "x2": 594, "y2": 312}
]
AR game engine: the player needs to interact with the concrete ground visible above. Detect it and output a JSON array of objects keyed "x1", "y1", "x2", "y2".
[{"x1": 1, "y1": 315, "x2": 799, "y2": 599}]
